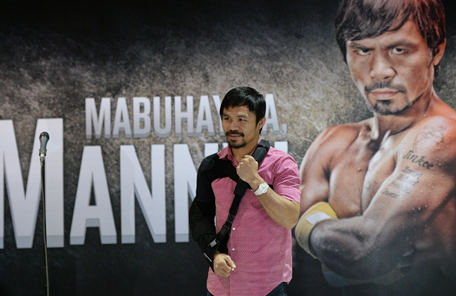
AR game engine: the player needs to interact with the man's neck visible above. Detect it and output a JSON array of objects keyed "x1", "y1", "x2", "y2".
[
  {"x1": 231, "y1": 137, "x2": 260, "y2": 163},
  {"x1": 375, "y1": 89, "x2": 436, "y2": 137}
]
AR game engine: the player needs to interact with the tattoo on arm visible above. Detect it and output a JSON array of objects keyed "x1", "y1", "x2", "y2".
[
  {"x1": 412, "y1": 126, "x2": 446, "y2": 152},
  {"x1": 382, "y1": 166, "x2": 423, "y2": 198},
  {"x1": 374, "y1": 126, "x2": 446, "y2": 200},
  {"x1": 365, "y1": 181, "x2": 372, "y2": 191},
  {"x1": 403, "y1": 151, "x2": 434, "y2": 169}
]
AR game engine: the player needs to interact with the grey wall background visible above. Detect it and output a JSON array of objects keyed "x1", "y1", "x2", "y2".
[{"x1": 1, "y1": 0, "x2": 456, "y2": 295}]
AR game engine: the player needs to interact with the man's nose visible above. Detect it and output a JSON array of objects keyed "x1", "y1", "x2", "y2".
[
  {"x1": 228, "y1": 120, "x2": 240, "y2": 130},
  {"x1": 370, "y1": 53, "x2": 395, "y2": 81}
]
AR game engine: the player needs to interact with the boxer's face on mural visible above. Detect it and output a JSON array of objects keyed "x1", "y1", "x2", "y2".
[
  {"x1": 222, "y1": 106, "x2": 264, "y2": 149},
  {"x1": 346, "y1": 18, "x2": 444, "y2": 116}
]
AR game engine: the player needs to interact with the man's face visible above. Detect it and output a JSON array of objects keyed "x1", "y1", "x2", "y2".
[
  {"x1": 346, "y1": 18, "x2": 443, "y2": 116},
  {"x1": 222, "y1": 106, "x2": 264, "y2": 149}
]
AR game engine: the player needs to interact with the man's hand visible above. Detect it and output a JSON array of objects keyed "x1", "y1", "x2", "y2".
[
  {"x1": 236, "y1": 155, "x2": 262, "y2": 190},
  {"x1": 213, "y1": 251, "x2": 236, "y2": 278},
  {"x1": 295, "y1": 202, "x2": 338, "y2": 258}
]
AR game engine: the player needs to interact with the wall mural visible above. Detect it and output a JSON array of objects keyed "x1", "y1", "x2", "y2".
[{"x1": 1, "y1": 0, "x2": 455, "y2": 295}]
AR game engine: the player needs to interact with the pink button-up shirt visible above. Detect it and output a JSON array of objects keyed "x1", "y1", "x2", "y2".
[{"x1": 207, "y1": 143, "x2": 300, "y2": 296}]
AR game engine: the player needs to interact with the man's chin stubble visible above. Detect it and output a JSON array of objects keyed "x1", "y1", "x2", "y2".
[
  {"x1": 365, "y1": 94, "x2": 414, "y2": 116},
  {"x1": 227, "y1": 140, "x2": 246, "y2": 149}
]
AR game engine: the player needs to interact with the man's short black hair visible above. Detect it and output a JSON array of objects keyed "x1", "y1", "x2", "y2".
[
  {"x1": 220, "y1": 87, "x2": 266, "y2": 127},
  {"x1": 335, "y1": 0, "x2": 446, "y2": 76}
]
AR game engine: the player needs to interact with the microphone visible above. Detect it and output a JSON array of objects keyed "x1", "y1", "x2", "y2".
[{"x1": 39, "y1": 132, "x2": 50, "y2": 158}]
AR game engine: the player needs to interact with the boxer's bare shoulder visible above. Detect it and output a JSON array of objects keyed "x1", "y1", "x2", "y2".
[{"x1": 396, "y1": 102, "x2": 456, "y2": 189}]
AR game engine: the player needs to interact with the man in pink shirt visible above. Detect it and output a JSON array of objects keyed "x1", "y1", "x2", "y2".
[{"x1": 190, "y1": 86, "x2": 301, "y2": 295}]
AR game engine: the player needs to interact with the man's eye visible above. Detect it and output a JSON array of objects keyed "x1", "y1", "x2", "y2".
[
  {"x1": 357, "y1": 48, "x2": 370, "y2": 55},
  {"x1": 392, "y1": 47, "x2": 407, "y2": 54}
]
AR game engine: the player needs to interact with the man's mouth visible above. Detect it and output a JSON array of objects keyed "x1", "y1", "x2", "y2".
[
  {"x1": 226, "y1": 132, "x2": 244, "y2": 139},
  {"x1": 370, "y1": 89, "x2": 400, "y2": 100},
  {"x1": 365, "y1": 81, "x2": 406, "y2": 100}
]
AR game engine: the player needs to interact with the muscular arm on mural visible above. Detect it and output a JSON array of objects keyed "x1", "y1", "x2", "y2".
[
  {"x1": 298, "y1": 129, "x2": 332, "y2": 214},
  {"x1": 295, "y1": 123, "x2": 373, "y2": 260},
  {"x1": 301, "y1": 120, "x2": 456, "y2": 280},
  {"x1": 298, "y1": 122, "x2": 372, "y2": 214},
  {"x1": 237, "y1": 154, "x2": 300, "y2": 230}
]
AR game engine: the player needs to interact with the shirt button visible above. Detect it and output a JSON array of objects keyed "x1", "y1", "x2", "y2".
[
  {"x1": 232, "y1": 227, "x2": 236, "y2": 230},
  {"x1": 232, "y1": 248, "x2": 235, "y2": 251}
]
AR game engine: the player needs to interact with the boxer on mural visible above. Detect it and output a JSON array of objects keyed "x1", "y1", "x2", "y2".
[
  {"x1": 295, "y1": 0, "x2": 456, "y2": 295},
  {"x1": 189, "y1": 87, "x2": 300, "y2": 295}
]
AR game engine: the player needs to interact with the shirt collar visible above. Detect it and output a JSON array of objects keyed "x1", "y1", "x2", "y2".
[{"x1": 218, "y1": 139, "x2": 261, "y2": 164}]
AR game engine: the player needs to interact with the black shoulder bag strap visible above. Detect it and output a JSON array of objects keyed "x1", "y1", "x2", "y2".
[{"x1": 205, "y1": 139, "x2": 270, "y2": 260}]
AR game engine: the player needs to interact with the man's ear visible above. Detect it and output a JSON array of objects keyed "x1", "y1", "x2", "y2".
[
  {"x1": 432, "y1": 39, "x2": 446, "y2": 66},
  {"x1": 257, "y1": 117, "x2": 266, "y2": 130}
]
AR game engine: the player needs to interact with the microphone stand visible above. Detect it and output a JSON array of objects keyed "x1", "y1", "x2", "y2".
[{"x1": 40, "y1": 153, "x2": 50, "y2": 296}]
